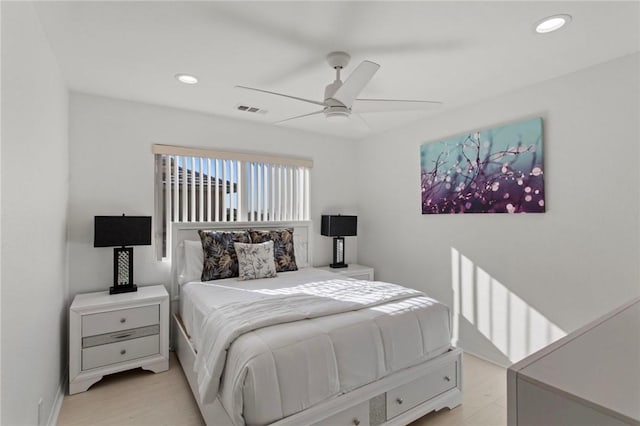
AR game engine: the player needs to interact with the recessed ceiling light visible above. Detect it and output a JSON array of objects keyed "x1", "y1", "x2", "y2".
[
  {"x1": 175, "y1": 74, "x2": 198, "y2": 84},
  {"x1": 535, "y1": 14, "x2": 572, "y2": 34}
]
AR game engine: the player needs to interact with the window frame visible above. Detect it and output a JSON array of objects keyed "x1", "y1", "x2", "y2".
[{"x1": 153, "y1": 144, "x2": 313, "y2": 260}]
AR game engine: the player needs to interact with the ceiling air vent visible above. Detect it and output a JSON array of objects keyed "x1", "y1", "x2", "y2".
[{"x1": 236, "y1": 104, "x2": 267, "y2": 114}]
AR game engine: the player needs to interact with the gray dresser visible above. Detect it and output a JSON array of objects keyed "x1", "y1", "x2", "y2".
[{"x1": 508, "y1": 297, "x2": 640, "y2": 426}]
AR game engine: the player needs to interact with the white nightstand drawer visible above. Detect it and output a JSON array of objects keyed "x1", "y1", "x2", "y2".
[
  {"x1": 82, "y1": 324, "x2": 160, "y2": 348},
  {"x1": 386, "y1": 359, "x2": 457, "y2": 419},
  {"x1": 82, "y1": 305, "x2": 159, "y2": 337},
  {"x1": 82, "y1": 334, "x2": 159, "y2": 370}
]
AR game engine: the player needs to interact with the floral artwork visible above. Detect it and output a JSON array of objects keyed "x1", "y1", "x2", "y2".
[{"x1": 420, "y1": 117, "x2": 544, "y2": 214}]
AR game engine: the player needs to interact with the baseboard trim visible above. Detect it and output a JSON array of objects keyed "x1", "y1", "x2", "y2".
[
  {"x1": 47, "y1": 368, "x2": 67, "y2": 426},
  {"x1": 462, "y1": 348, "x2": 512, "y2": 369}
]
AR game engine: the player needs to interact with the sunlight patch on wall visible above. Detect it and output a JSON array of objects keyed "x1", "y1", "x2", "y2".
[{"x1": 451, "y1": 247, "x2": 565, "y2": 362}]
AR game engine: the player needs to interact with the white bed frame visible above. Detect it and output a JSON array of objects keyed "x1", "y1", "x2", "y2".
[{"x1": 171, "y1": 221, "x2": 462, "y2": 426}]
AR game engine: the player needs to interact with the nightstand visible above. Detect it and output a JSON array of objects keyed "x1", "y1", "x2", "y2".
[
  {"x1": 69, "y1": 285, "x2": 169, "y2": 394},
  {"x1": 317, "y1": 264, "x2": 375, "y2": 281}
]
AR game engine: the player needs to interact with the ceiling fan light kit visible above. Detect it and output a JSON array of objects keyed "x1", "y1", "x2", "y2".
[
  {"x1": 325, "y1": 107, "x2": 350, "y2": 122},
  {"x1": 235, "y1": 51, "x2": 442, "y2": 129}
]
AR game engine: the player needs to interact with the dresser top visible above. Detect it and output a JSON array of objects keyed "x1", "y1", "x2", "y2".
[
  {"x1": 514, "y1": 298, "x2": 640, "y2": 422},
  {"x1": 71, "y1": 285, "x2": 168, "y2": 310}
]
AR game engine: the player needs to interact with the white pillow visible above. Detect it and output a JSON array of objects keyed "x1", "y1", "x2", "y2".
[
  {"x1": 179, "y1": 239, "x2": 204, "y2": 284},
  {"x1": 234, "y1": 241, "x2": 277, "y2": 281}
]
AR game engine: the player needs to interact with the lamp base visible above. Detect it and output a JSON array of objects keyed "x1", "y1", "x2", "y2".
[
  {"x1": 109, "y1": 284, "x2": 138, "y2": 295},
  {"x1": 331, "y1": 236, "x2": 347, "y2": 268}
]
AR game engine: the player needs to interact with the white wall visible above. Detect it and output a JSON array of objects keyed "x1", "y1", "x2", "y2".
[
  {"x1": 1, "y1": 2, "x2": 69, "y2": 424},
  {"x1": 0, "y1": 4, "x2": 3, "y2": 421},
  {"x1": 356, "y1": 53, "x2": 640, "y2": 366},
  {"x1": 68, "y1": 93, "x2": 358, "y2": 297}
]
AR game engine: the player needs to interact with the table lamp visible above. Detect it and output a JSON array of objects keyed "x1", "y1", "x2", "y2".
[
  {"x1": 94, "y1": 215, "x2": 152, "y2": 294},
  {"x1": 321, "y1": 215, "x2": 357, "y2": 268}
]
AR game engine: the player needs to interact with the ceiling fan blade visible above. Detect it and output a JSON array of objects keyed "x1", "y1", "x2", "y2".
[
  {"x1": 274, "y1": 110, "x2": 325, "y2": 125},
  {"x1": 331, "y1": 60, "x2": 380, "y2": 108},
  {"x1": 235, "y1": 85, "x2": 326, "y2": 107},
  {"x1": 350, "y1": 113, "x2": 372, "y2": 132},
  {"x1": 352, "y1": 98, "x2": 442, "y2": 113}
]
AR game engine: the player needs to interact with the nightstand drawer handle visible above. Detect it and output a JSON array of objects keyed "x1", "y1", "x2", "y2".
[
  {"x1": 396, "y1": 397, "x2": 403, "y2": 405},
  {"x1": 120, "y1": 349, "x2": 126, "y2": 355},
  {"x1": 120, "y1": 318, "x2": 126, "y2": 323},
  {"x1": 444, "y1": 376, "x2": 451, "y2": 382},
  {"x1": 352, "y1": 418, "x2": 360, "y2": 425},
  {"x1": 113, "y1": 333, "x2": 132, "y2": 339}
]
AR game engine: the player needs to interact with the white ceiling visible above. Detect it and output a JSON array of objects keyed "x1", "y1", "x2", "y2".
[{"x1": 35, "y1": 1, "x2": 640, "y2": 139}]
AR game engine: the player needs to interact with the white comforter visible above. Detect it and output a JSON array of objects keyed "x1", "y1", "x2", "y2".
[{"x1": 181, "y1": 268, "x2": 452, "y2": 426}]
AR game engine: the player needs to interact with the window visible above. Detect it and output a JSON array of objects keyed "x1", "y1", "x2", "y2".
[{"x1": 153, "y1": 145, "x2": 312, "y2": 259}]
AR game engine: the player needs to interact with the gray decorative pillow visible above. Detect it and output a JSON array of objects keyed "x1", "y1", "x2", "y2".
[
  {"x1": 198, "y1": 230, "x2": 250, "y2": 281},
  {"x1": 234, "y1": 241, "x2": 277, "y2": 281},
  {"x1": 248, "y1": 228, "x2": 298, "y2": 272}
]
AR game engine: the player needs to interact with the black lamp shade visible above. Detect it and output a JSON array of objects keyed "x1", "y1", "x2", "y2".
[
  {"x1": 94, "y1": 216, "x2": 152, "y2": 247},
  {"x1": 321, "y1": 215, "x2": 357, "y2": 237}
]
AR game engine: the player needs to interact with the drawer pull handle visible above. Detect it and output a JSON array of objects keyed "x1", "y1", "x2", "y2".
[
  {"x1": 113, "y1": 333, "x2": 132, "y2": 339},
  {"x1": 120, "y1": 318, "x2": 126, "y2": 323},
  {"x1": 352, "y1": 418, "x2": 360, "y2": 426},
  {"x1": 444, "y1": 376, "x2": 451, "y2": 382},
  {"x1": 120, "y1": 349, "x2": 126, "y2": 355},
  {"x1": 396, "y1": 397, "x2": 404, "y2": 405}
]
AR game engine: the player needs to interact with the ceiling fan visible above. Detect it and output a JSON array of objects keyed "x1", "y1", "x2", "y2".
[{"x1": 236, "y1": 51, "x2": 442, "y2": 129}]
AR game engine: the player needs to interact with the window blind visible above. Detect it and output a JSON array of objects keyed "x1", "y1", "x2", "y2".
[{"x1": 153, "y1": 145, "x2": 312, "y2": 259}]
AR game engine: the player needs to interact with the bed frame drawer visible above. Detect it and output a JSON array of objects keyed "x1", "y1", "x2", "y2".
[
  {"x1": 386, "y1": 359, "x2": 457, "y2": 419},
  {"x1": 82, "y1": 334, "x2": 159, "y2": 370},
  {"x1": 312, "y1": 401, "x2": 369, "y2": 426},
  {"x1": 82, "y1": 305, "x2": 159, "y2": 337}
]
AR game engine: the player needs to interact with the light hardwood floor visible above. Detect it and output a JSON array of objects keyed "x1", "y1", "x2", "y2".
[{"x1": 58, "y1": 352, "x2": 506, "y2": 426}]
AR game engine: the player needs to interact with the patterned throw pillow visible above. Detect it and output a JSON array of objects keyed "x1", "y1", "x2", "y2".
[
  {"x1": 248, "y1": 228, "x2": 298, "y2": 272},
  {"x1": 234, "y1": 241, "x2": 277, "y2": 281},
  {"x1": 198, "y1": 230, "x2": 250, "y2": 281}
]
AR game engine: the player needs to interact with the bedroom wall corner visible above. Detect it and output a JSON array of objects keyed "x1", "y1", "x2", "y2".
[
  {"x1": 355, "y1": 53, "x2": 640, "y2": 367},
  {"x1": 1, "y1": 2, "x2": 70, "y2": 424},
  {"x1": 67, "y1": 94, "x2": 359, "y2": 298}
]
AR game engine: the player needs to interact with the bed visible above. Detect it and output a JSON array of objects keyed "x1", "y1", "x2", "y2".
[{"x1": 171, "y1": 221, "x2": 462, "y2": 426}]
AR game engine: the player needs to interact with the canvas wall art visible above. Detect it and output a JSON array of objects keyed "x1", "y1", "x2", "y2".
[{"x1": 420, "y1": 117, "x2": 544, "y2": 214}]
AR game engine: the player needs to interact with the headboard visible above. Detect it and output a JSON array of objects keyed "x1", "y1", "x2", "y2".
[{"x1": 170, "y1": 221, "x2": 313, "y2": 299}]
